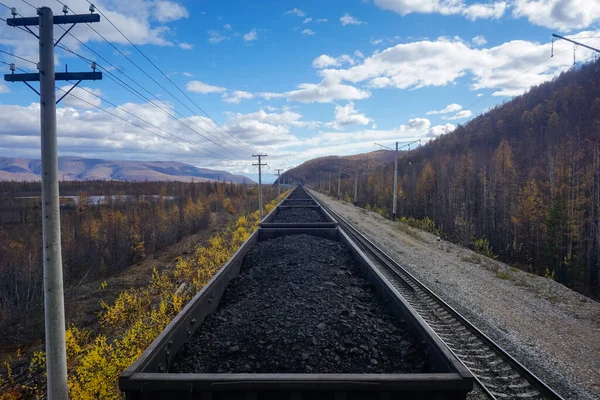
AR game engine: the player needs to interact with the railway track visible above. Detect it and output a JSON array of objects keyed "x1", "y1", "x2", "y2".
[{"x1": 311, "y1": 191, "x2": 564, "y2": 400}]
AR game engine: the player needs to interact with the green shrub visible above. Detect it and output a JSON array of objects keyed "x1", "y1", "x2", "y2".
[{"x1": 472, "y1": 238, "x2": 498, "y2": 259}]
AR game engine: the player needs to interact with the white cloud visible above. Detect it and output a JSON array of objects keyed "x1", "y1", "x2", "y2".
[
  {"x1": 355, "y1": 50, "x2": 365, "y2": 59},
  {"x1": 222, "y1": 91, "x2": 255, "y2": 104},
  {"x1": 318, "y1": 32, "x2": 600, "y2": 97},
  {"x1": 285, "y1": 76, "x2": 371, "y2": 103},
  {"x1": 182, "y1": 72, "x2": 194, "y2": 77},
  {"x1": 373, "y1": 0, "x2": 507, "y2": 20},
  {"x1": 477, "y1": 93, "x2": 483, "y2": 97},
  {"x1": 302, "y1": 29, "x2": 316, "y2": 35},
  {"x1": 224, "y1": 23, "x2": 232, "y2": 30},
  {"x1": 326, "y1": 102, "x2": 373, "y2": 129},
  {"x1": 179, "y1": 42, "x2": 193, "y2": 50},
  {"x1": 154, "y1": 0, "x2": 189, "y2": 22},
  {"x1": 285, "y1": 8, "x2": 306, "y2": 17},
  {"x1": 317, "y1": 18, "x2": 329, "y2": 23},
  {"x1": 426, "y1": 103, "x2": 463, "y2": 115},
  {"x1": 186, "y1": 81, "x2": 227, "y2": 94},
  {"x1": 371, "y1": 38, "x2": 384, "y2": 45},
  {"x1": 340, "y1": 13, "x2": 366, "y2": 25},
  {"x1": 442, "y1": 109, "x2": 473, "y2": 120},
  {"x1": 303, "y1": 17, "x2": 313, "y2": 23},
  {"x1": 462, "y1": 2, "x2": 507, "y2": 20},
  {"x1": 208, "y1": 30, "x2": 230, "y2": 44},
  {"x1": 472, "y1": 35, "x2": 487, "y2": 46},
  {"x1": 312, "y1": 54, "x2": 355, "y2": 68},
  {"x1": 0, "y1": 83, "x2": 10, "y2": 94},
  {"x1": 513, "y1": 0, "x2": 600, "y2": 31},
  {"x1": 244, "y1": 29, "x2": 258, "y2": 42}
]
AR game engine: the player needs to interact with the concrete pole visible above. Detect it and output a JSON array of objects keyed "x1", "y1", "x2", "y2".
[
  {"x1": 39, "y1": 7, "x2": 68, "y2": 399},
  {"x1": 392, "y1": 141, "x2": 398, "y2": 221},
  {"x1": 337, "y1": 168, "x2": 341, "y2": 200},
  {"x1": 354, "y1": 165, "x2": 358, "y2": 206},
  {"x1": 258, "y1": 158, "x2": 262, "y2": 219}
]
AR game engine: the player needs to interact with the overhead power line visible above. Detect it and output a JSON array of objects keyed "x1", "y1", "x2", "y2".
[
  {"x1": 0, "y1": 48, "x2": 37, "y2": 64},
  {"x1": 80, "y1": 0, "x2": 255, "y2": 153}
]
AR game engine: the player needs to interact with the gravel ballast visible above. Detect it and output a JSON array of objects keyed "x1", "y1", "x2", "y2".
[
  {"x1": 171, "y1": 234, "x2": 427, "y2": 374},
  {"x1": 271, "y1": 207, "x2": 327, "y2": 223},
  {"x1": 311, "y1": 190, "x2": 600, "y2": 400}
]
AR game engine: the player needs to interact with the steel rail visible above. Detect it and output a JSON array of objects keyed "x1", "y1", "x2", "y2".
[{"x1": 310, "y1": 190, "x2": 564, "y2": 400}]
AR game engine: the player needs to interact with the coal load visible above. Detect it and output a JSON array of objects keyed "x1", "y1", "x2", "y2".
[
  {"x1": 171, "y1": 234, "x2": 426, "y2": 374},
  {"x1": 271, "y1": 207, "x2": 327, "y2": 223}
]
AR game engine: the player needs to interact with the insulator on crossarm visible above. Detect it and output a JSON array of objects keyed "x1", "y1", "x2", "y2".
[
  {"x1": 89, "y1": 3, "x2": 95, "y2": 13},
  {"x1": 63, "y1": 5, "x2": 68, "y2": 15},
  {"x1": 10, "y1": 7, "x2": 17, "y2": 17},
  {"x1": 9, "y1": 63, "x2": 15, "y2": 73}
]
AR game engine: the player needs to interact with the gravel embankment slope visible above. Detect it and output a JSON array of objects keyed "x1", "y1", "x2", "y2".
[
  {"x1": 172, "y1": 234, "x2": 426, "y2": 374},
  {"x1": 311, "y1": 190, "x2": 600, "y2": 400}
]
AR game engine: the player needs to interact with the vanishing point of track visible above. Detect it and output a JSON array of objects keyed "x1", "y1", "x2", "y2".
[{"x1": 312, "y1": 191, "x2": 564, "y2": 400}]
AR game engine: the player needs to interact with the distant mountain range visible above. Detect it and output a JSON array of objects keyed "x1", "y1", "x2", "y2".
[{"x1": 0, "y1": 157, "x2": 254, "y2": 184}]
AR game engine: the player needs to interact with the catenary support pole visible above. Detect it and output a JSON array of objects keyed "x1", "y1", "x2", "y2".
[
  {"x1": 337, "y1": 168, "x2": 341, "y2": 200},
  {"x1": 275, "y1": 168, "x2": 282, "y2": 200},
  {"x1": 252, "y1": 154, "x2": 267, "y2": 219},
  {"x1": 354, "y1": 163, "x2": 358, "y2": 206},
  {"x1": 392, "y1": 141, "x2": 398, "y2": 221},
  {"x1": 39, "y1": 8, "x2": 68, "y2": 399}
]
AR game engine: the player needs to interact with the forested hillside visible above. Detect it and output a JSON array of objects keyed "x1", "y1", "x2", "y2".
[
  {"x1": 293, "y1": 59, "x2": 600, "y2": 298},
  {"x1": 0, "y1": 181, "x2": 274, "y2": 343}
]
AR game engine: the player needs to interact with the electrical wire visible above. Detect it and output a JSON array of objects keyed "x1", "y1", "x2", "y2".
[
  {"x1": 54, "y1": 42, "x2": 243, "y2": 160},
  {"x1": 62, "y1": 81, "x2": 224, "y2": 159},
  {"x1": 80, "y1": 0, "x2": 255, "y2": 153},
  {"x1": 0, "y1": 48, "x2": 36, "y2": 64}
]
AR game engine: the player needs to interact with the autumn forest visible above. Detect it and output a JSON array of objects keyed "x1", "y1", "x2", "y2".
[{"x1": 291, "y1": 59, "x2": 600, "y2": 299}]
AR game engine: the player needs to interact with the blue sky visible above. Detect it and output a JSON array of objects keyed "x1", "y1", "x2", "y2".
[{"x1": 1, "y1": 0, "x2": 599, "y2": 182}]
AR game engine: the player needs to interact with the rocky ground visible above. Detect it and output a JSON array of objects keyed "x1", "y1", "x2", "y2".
[
  {"x1": 172, "y1": 234, "x2": 426, "y2": 374},
  {"x1": 271, "y1": 207, "x2": 327, "y2": 223},
  {"x1": 311, "y1": 190, "x2": 600, "y2": 400}
]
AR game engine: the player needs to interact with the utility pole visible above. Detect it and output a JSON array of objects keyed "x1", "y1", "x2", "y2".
[
  {"x1": 328, "y1": 174, "x2": 331, "y2": 194},
  {"x1": 4, "y1": 6, "x2": 101, "y2": 399},
  {"x1": 252, "y1": 154, "x2": 267, "y2": 219},
  {"x1": 392, "y1": 142, "x2": 398, "y2": 220},
  {"x1": 375, "y1": 140, "x2": 421, "y2": 221},
  {"x1": 354, "y1": 162, "x2": 358, "y2": 206},
  {"x1": 275, "y1": 168, "x2": 283, "y2": 200},
  {"x1": 337, "y1": 168, "x2": 341, "y2": 200}
]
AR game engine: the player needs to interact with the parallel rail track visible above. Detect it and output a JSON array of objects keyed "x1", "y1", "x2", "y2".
[{"x1": 311, "y1": 191, "x2": 564, "y2": 400}]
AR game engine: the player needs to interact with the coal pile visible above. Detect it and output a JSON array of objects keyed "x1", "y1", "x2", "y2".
[
  {"x1": 171, "y1": 234, "x2": 427, "y2": 374},
  {"x1": 271, "y1": 207, "x2": 328, "y2": 223}
]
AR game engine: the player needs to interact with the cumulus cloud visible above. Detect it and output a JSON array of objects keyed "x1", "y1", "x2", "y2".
[
  {"x1": 371, "y1": 38, "x2": 384, "y2": 45},
  {"x1": 285, "y1": 76, "x2": 371, "y2": 103},
  {"x1": 472, "y1": 35, "x2": 487, "y2": 46},
  {"x1": 244, "y1": 29, "x2": 258, "y2": 42},
  {"x1": 340, "y1": 13, "x2": 366, "y2": 25},
  {"x1": 182, "y1": 72, "x2": 194, "y2": 77},
  {"x1": 222, "y1": 91, "x2": 255, "y2": 104},
  {"x1": 426, "y1": 103, "x2": 463, "y2": 115},
  {"x1": 303, "y1": 17, "x2": 313, "y2": 23},
  {"x1": 302, "y1": 29, "x2": 316, "y2": 35},
  {"x1": 442, "y1": 109, "x2": 473, "y2": 120},
  {"x1": 318, "y1": 32, "x2": 600, "y2": 97},
  {"x1": 178, "y1": 42, "x2": 193, "y2": 50},
  {"x1": 462, "y1": 2, "x2": 507, "y2": 20},
  {"x1": 373, "y1": 0, "x2": 507, "y2": 20},
  {"x1": 285, "y1": 8, "x2": 306, "y2": 17},
  {"x1": 186, "y1": 81, "x2": 227, "y2": 94},
  {"x1": 513, "y1": 0, "x2": 600, "y2": 31},
  {"x1": 312, "y1": 54, "x2": 355, "y2": 68},
  {"x1": 154, "y1": 0, "x2": 189, "y2": 22},
  {"x1": 326, "y1": 102, "x2": 373, "y2": 129}
]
